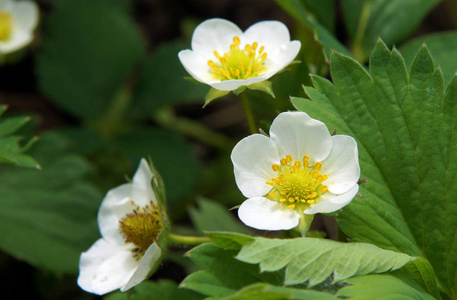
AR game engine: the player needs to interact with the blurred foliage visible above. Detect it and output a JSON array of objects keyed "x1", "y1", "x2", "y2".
[{"x1": 1, "y1": 0, "x2": 457, "y2": 299}]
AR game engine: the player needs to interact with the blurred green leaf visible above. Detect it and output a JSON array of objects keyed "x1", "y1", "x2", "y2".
[
  {"x1": 293, "y1": 40, "x2": 457, "y2": 296},
  {"x1": 220, "y1": 282, "x2": 335, "y2": 300},
  {"x1": 131, "y1": 40, "x2": 208, "y2": 119},
  {"x1": 275, "y1": 0, "x2": 351, "y2": 62},
  {"x1": 107, "y1": 280, "x2": 204, "y2": 300},
  {"x1": 115, "y1": 128, "x2": 199, "y2": 203},
  {"x1": 400, "y1": 31, "x2": 457, "y2": 83},
  {"x1": 341, "y1": 0, "x2": 441, "y2": 62},
  {"x1": 36, "y1": 0, "x2": 145, "y2": 120},
  {"x1": 0, "y1": 132, "x2": 102, "y2": 273},
  {"x1": 338, "y1": 272, "x2": 435, "y2": 299},
  {"x1": 189, "y1": 198, "x2": 251, "y2": 235},
  {"x1": 0, "y1": 105, "x2": 39, "y2": 168}
]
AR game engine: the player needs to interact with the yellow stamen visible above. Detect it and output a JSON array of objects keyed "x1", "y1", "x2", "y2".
[
  {"x1": 272, "y1": 164, "x2": 280, "y2": 171},
  {"x1": 314, "y1": 162, "x2": 322, "y2": 170},
  {"x1": 288, "y1": 197, "x2": 295, "y2": 203},
  {"x1": 307, "y1": 200, "x2": 315, "y2": 204},
  {"x1": 280, "y1": 158, "x2": 287, "y2": 166},
  {"x1": 266, "y1": 181, "x2": 274, "y2": 185},
  {"x1": 288, "y1": 204, "x2": 296, "y2": 209},
  {"x1": 280, "y1": 198, "x2": 286, "y2": 203},
  {"x1": 294, "y1": 161, "x2": 301, "y2": 168},
  {"x1": 269, "y1": 192, "x2": 276, "y2": 198},
  {"x1": 321, "y1": 186, "x2": 328, "y2": 193}
]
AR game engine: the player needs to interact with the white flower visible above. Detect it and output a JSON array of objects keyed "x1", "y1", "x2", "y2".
[
  {"x1": 231, "y1": 112, "x2": 360, "y2": 231},
  {"x1": 178, "y1": 18, "x2": 301, "y2": 91},
  {"x1": 0, "y1": 0, "x2": 39, "y2": 54},
  {"x1": 78, "y1": 159, "x2": 165, "y2": 295}
]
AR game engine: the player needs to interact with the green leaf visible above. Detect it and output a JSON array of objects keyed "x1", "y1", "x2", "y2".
[
  {"x1": 189, "y1": 198, "x2": 251, "y2": 234},
  {"x1": 404, "y1": 258, "x2": 442, "y2": 300},
  {"x1": 342, "y1": 0, "x2": 441, "y2": 61},
  {"x1": 130, "y1": 40, "x2": 208, "y2": 119},
  {"x1": 220, "y1": 282, "x2": 335, "y2": 300},
  {"x1": 246, "y1": 81, "x2": 275, "y2": 98},
  {"x1": 107, "y1": 280, "x2": 204, "y2": 300},
  {"x1": 183, "y1": 243, "x2": 283, "y2": 295},
  {"x1": 114, "y1": 128, "x2": 199, "y2": 203},
  {"x1": 0, "y1": 106, "x2": 39, "y2": 168},
  {"x1": 206, "y1": 232, "x2": 255, "y2": 251},
  {"x1": 234, "y1": 236, "x2": 413, "y2": 286},
  {"x1": 0, "y1": 132, "x2": 102, "y2": 273},
  {"x1": 204, "y1": 88, "x2": 230, "y2": 107},
  {"x1": 293, "y1": 39, "x2": 457, "y2": 295},
  {"x1": 275, "y1": 0, "x2": 351, "y2": 62},
  {"x1": 400, "y1": 31, "x2": 457, "y2": 83},
  {"x1": 338, "y1": 272, "x2": 435, "y2": 300},
  {"x1": 36, "y1": 0, "x2": 145, "y2": 120},
  {"x1": 181, "y1": 270, "x2": 237, "y2": 298}
]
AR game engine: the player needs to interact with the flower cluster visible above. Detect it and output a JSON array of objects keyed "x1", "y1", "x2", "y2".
[{"x1": 231, "y1": 112, "x2": 360, "y2": 231}]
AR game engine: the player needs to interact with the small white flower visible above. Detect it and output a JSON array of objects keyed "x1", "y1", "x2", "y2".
[
  {"x1": 178, "y1": 18, "x2": 301, "y2": 91},
  {"x1": 0, "y1": 0, "x2": 39, "y2": 54},
  {"x1": 78, "y1": 159, "x2": 165, "y2": 295},
  {"x1": 231, "y1": 112, "x2": 360, "y2": 231}
]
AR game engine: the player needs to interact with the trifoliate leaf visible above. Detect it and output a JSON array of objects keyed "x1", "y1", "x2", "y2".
[{"x1": 293, "y1": 39, "x2": 457, "y2": 296}]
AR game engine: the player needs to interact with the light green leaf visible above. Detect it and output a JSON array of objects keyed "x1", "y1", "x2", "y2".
[
  {"x1": 220, "y1": 282, "x2": 336, "y2": 300},
  {"x1": 184, "y1": 243, "x2": 283, "y2": 295},
  {"x1": 338, "y1": 272, "x2": 435, "y2": 300},
  {"x1": 400, "y1": 31, "x2": 457, "y2": 83},
  {"x1": 189, "y1": 198, "x2": 251, "y2": 235},
  {"x1": 130, "y1": 40, "x2": 208, "y2": 119},
  {"x1": 247, "y1": 81, "x2": 275, "y2": 98},
  {"x1": 107, "y1": 280, "x2": 204, "y2": 300},
  {"x1": 234, "y1": 236, "x2": 413, "y2": 286},
  {"x1": 204, "y1": 88, "x2": 230, "y2": 107},
  {"x1": 293, "y1": 39, "x2": 457, "y2": 295},
  {"x1": 0, "y1": 106, "x2": 39, "y2": 168},
  {"x1": 342, "y1": 0, "x2": 441, "y2": 61},
  {"x1": 275, "y1": 0, "x2": 351, "y2": 62},
  {"x1": 0, "y1": 132, "x2": 102, "y2": 273},
  {"x1": 36, "y1": 0, "x2": 145, "y2": 120},
  {"x1": 404, "y1": 258, "x2": 442, "y2": 300},
  {"x1": 206, "y1": 232, "x2": 255, "y2": 251}
]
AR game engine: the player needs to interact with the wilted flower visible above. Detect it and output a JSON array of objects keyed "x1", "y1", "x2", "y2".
[
  {"x1": 0, "y1": 0, "x2": 39, "y2": 54},
  {"x1": 178, "y1": 18, "x2": 301, "y2": 92},
  {"x1": 231, "y1": 112, "x2": 360, "y2": 231},
  {"x1": 78, "y1": 159, "x2": 166, "y2": 295}
]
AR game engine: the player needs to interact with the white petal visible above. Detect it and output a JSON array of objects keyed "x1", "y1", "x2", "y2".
[
  {"x1": 263, "y1": 40, "x2": 301, "y2": 75},
  {"x1": 0, "y1": 29, "x2": 32, "y2": 53},
  {"x1": 269, "y1": 112, "x2": 332, "y2": 164},
  {"x1": 97, "y1": 184, "x2": 151, "y2": 245},
  {"x1": 238, "y1": 197, "x2": 300, "y2": 230},
  {"x1": 231, "y1": 134, "x2": 279, "y2": 198},
  {"x1": 0, "y1": 0, "x2": 13, "y2": 11},
  {"x1": 244, "y1": 21, "x2": 293, "y2": 52},
  {"x1": 10, "y1": 1, "x2": 39, "y2": 31},
  {"x1": 209, "y1": 75, "x2": 268, "y2": 91},
  {"x1": 303, "y1": 184, "x2": 359, "y2": 214},
  {"x1": 322, "y1": 135, "x2": 360, "y2": 194},
  {"x1": 78, "y1": 239, "x2": 137, "y2": 295},
  {"x1": 178, "y1": 49, "x2": 216, "y2": 84},
  {"x1": 122, "y1": 242, "x2": 162, "y2": 291},
  {"x1": 191, "y1": 18, "x2": 242, "y2": 57},
  {"x1": 132, "y1": 158, "x2": 157, "y2": 205}
]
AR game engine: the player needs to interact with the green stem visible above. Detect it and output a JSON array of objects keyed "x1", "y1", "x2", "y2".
[
  {"x1": 239, "y1": 92, "x2": 257, "y2": 134},
  {"x1": 153, "y1": 106, "x2": 235, "y2": 150},
  {"x1": 168, "y1": 233, "x2": 211, "y2": 246}
]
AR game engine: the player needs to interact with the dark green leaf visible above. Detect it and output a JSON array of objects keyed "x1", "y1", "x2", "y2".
[
  {"x1": 400, "y1": 31, "x2": 457, "y2": 83},
  {"x1": 189, "y1": 198, "x2": 251, "y2": 234},
  {"x1": 293, "y1": 39, "x2": 457, "y2": 295},
  {"x1": 131, "y1": 40, "x2": 208, "y2": 119},
  {"x1": 36, "y1": 0, "x2": 145, "y2": 119},
  {"x1": 404, "y1": 258, "x2": 442, "y2": 300},
  {"x1": 0, "y1": 132, "x2": 102, "y2": 273}
]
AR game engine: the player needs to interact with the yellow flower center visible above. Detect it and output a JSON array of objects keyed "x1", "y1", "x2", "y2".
[
  {"x1": 266, "y1": 154, "x2": 329, "y2": 210},
  {"x1": 119, "y1": 201, "x2": 163, "y2": 260},
  {"x1": 0, "y1": 12, "x2": 13, "y2": 42},
  {"x1": 207, "y1": 36, "x2": 267, "y2": 81}
]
